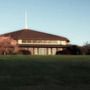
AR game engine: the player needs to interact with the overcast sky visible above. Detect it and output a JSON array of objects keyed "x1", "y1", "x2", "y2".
[{"x1": 0, "y1": 0, "x2": 90, "y2": 45}]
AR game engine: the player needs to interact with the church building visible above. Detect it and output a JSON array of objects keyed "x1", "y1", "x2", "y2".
[{"x1": 1, "y1": 28, "x2": 70, "y2": 55}]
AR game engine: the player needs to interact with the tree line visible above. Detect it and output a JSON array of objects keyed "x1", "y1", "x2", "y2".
[{"x1": 56, "y1": 44, "x2": 90, "y2": 55}]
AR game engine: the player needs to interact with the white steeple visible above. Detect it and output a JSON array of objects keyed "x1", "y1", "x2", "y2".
[{"x1": 25, "y1": 10, "x2": 28, "y2": 29}]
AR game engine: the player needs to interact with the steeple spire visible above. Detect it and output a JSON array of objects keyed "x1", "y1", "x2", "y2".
[{"x1": 25, "y1": 10, "x2": 28, "y2": 29}]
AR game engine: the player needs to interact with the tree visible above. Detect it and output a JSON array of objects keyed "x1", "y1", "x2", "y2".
[
  {"x1": 81, "y1": 43, "x2": 90, "y2": 55},
  {"x1": 0, "y1": 36, "x2": 18, "y2": 55},
  {"x1": 56, "y1": 45, "x2": 82, "y2": 55},
  {"x1": 68, "y1": 45, "x2": 81, "y2": 55}
]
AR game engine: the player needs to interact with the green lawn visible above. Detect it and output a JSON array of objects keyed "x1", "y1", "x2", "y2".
[{"x1": 0, "y1": 55, "x2": 90, "y2": 90}]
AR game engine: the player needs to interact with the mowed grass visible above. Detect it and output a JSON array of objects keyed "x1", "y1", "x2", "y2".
[{"x1": 0, "y1": 55, "x2": 90, "y2": 90}]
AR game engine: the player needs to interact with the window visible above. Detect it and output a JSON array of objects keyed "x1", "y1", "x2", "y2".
[{"x1": 21, "y1": 40, "x2": 66, "y2": 45}]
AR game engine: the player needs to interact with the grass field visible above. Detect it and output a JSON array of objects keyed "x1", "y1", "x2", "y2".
[{"x1": 0, "y1": 55, "x2": 90, "y2": 90}]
